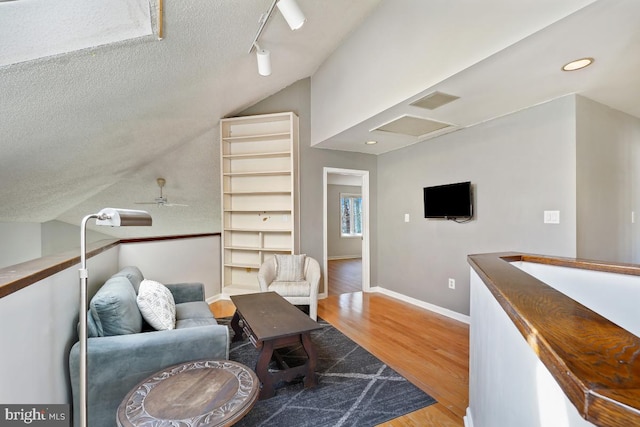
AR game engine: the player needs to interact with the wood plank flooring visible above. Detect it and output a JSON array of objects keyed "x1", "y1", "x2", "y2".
[
  {"x1": 328, "y1": 258, "x2": 362, "y2": 295},
  {"x1": 210, "y1": 292, "x2": 469, "y2": 426}
]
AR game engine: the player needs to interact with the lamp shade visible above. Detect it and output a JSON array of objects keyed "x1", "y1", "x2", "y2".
[
  {"x1": 277, "y1": 0, "x2": 306, "y2": 30},
  {"x1": 256, "y1": 48, "x2": 271, "y2": 76},
  {"x1": 95, "y1": 208, "x2": 153, "y2": 227}
]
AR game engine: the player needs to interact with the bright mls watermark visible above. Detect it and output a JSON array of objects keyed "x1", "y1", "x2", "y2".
[{"x1": 1, "y1": 405, "x2": 69, "y2": 426}]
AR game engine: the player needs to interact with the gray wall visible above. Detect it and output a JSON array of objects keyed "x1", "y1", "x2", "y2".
[
  {"x1": 0, "y1": 220, "x2": 112, "y2": 269},
  {"x1": 41, "y1": 220, "x2": 111, "y2": 257},
  {"x1": 576, "y1": 96, "x2": 640, "y2": 263},
  {"x1": 239, "y1": 78, "x2": 378, "y2": 291},
  {"x1": 377, "y1": 96, "x2": 578, "y2": 315},
  {"x1": 0, "y1": 222, "x2": 41, "y2": 269},
  {"x1": 328, "y1": 184, "x2": 363, "y2": 259}
]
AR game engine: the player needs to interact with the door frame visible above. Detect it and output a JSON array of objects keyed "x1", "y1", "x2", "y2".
[{"x1": 322, "y1": 167, "x2": 370, "y2": 298}]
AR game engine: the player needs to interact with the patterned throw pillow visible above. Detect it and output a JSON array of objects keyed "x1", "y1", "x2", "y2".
[
  {"x1": 136, "y1": 279, "x2": 176, "y2": 330},
  {"x1": 274, "y1": 254, "x2": 306, "y2": 281}
]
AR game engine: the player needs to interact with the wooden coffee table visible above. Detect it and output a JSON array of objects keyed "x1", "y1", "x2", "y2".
[
  {"x1": 230, "y1": 292, "x2": 323, "y2": 399},
  {"x1": 116, "y1": 360, "x2": 259, "y2": 427}
]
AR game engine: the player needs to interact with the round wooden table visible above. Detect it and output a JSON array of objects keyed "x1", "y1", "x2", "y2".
[{"x1": 116, "y1": 360, "x2": 259, "y2": 427}]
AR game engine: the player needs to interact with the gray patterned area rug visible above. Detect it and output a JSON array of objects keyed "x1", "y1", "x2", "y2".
[{"x1": 224, "y1": 318, "x2": 436, "y2": 427}]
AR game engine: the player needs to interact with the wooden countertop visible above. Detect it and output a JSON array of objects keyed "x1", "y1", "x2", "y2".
[{"x1": 468, "y1": 252, "x2": 640, "y2": 427}]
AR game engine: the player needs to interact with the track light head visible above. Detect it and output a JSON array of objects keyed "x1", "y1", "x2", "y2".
[
  {"x1": 256, "y1": 47, "x2": 271, "y2": 76},
  {"x1": 277, "y1": 0, "x2": 306, "y2": 30},
  {"x1": 248, "y1": 0, "x2": 305, "y2": 76}
]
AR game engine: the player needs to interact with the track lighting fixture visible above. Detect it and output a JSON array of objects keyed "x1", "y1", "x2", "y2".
[
  {"x1": 255, "y1": 43, "x2": 272, "y2": 76},
  {"x1": 276, "y1": 0, "x2": 306, "y2": 31},
  {"x1": 248, "y1": 0, "x2": 306, "y2": 76}
]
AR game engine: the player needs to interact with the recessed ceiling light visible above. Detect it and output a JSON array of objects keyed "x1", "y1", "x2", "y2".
[
  {"x1": 364, "y1": 140, "x2": 378, "y2": 145},
  {"x1": 562, "y1": 57, "x2": 594, "y2": 71}
]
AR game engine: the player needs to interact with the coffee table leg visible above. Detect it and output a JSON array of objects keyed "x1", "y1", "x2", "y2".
[
  {"x1": 301, "y1": 332, "x2": 318, "y2": 388},
  {"x1": 256, "y1": 340, "x2": 275, "y2": 399},
  {"x1": 230, "y1": 311, "x2": 243, "y2": 343}
]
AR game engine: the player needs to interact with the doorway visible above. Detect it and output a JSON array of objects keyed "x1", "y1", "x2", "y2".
[{"x1": 322, "y1": 167, "x2": 370, "y2": 298}]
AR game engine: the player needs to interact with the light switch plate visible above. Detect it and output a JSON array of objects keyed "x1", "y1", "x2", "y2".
[
  {"x1": 404, "y1": 213, "x2": 410, "y2": 222},
  {"x1": 544, "y1": 210, "x2": 560, "y2": 224}
]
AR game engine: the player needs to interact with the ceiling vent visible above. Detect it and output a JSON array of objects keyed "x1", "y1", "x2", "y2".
[
  {"x1": 410, "y1": 91, "x2": 459, "y2": 110},
  {"x1": 372, "y1": 115, "x2": 452, "y2": 137}
]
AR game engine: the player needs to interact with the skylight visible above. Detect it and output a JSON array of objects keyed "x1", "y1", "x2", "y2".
[{"x1": 0, "y1": 0, "x2": 152, "y2": 67}]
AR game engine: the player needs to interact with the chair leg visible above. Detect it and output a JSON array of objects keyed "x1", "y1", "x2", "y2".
[{"x1": 309, "y1": 302, "x2": 317, "y2": 321}]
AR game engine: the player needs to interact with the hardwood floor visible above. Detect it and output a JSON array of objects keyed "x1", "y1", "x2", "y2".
[
  {"x1": 210, "y1": 292, "x2": 469, "y2": 426},
  {"x1": 328, "y1": 258, "x2": 362, "y2": 295}
]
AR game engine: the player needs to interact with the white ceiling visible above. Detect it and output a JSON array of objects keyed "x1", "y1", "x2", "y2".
[
  {"x1": 311, "y1": 0, "x2": 640, "y2": 154},
  {"x1": 0, "y1": 0, "x2": 638, "y2": 237}
]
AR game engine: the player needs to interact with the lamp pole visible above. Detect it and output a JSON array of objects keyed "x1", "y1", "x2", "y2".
[
  {"x1": 77, "y1": 208, "x2": 152, "y2": 427},
  {"x1": 78, "y1": 214, "x2": 98, "y2": 427}
]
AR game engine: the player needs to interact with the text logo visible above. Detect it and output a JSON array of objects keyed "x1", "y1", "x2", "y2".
[{"x1": 1, "y1": 405, "x2": 69, "y2": 427}]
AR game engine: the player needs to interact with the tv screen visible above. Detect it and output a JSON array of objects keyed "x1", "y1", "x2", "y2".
[{"x1": 423, "y1": 181, "x2": 473, "y2": 219}]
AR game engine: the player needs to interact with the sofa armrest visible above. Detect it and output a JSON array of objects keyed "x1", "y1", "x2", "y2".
[
  {"x1": 165, "y1": 282, "x2": 205, "y2": 303},
  {"x1": 69, "y1": 325, "x2": 229, "y2": 427}
]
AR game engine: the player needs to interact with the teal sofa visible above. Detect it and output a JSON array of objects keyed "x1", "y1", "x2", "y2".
[{"x1": 68, "y1": 266, "x2": 229, "y2": 427}]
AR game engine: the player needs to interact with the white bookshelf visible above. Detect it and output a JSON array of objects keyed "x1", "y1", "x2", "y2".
[{"x1": 220, "y1": 112, "x2": 299, "y2": 295}]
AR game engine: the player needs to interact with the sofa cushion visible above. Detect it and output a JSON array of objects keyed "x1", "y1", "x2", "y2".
[
  {"x1": 89, "y1": 276, "x2": 142, "y2": 337},
  {"x1": 274, "y1": 254, "x2": 306, "y2": 281},
  {"x1": 175, "y1": 301, "x2": 215, "y2": 320},
  {"x1": 137, "y1": 280, "x2": 176, "y2": 331},
  {"x1": 269, "y1": 280, "x2": 311, "y2": 297},
  {"x1": 112, "y1": 266, "x2": 145, "y2": 294},
  {"x1": 175, "y1": 318, "x2": 219, "y2": 329}
]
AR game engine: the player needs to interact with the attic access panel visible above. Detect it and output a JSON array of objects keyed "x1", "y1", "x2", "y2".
[
  {"x1": 372, "y1": 115, "x2": 452, "y2": 137},
  {"x1": 410, "y1": 91, "x2": 460, "y2": 110}
]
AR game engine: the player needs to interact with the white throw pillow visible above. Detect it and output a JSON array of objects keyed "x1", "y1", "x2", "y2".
[
  {"x1": 136, "y1": 279, "x2": 176, "y2": 331},
  {"x1": 274, "y1": 254, "x2": 306, "y2": 281}
]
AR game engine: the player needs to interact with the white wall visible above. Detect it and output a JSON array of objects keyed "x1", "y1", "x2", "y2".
[
  {"x1": 310, "y1": 0, "x2": 596, "y2": 145},
  {"x1": 514, "y1": 261, "x2": 640, "y2": 338},
  {"x1": 118, "y1": 235, "x2": 221, "y2": 300},
  {"x1": 0, "y1": 235, "x2": 221, "y2": 406},
  {"x1": 0, "y1": 247, "x2": 118, "y2": 404},
  {"x1": 377, "y1": 96, "x2": 577, "y2": 316},
  {"x1": 468, "y1": 269, "x2": 594, "y2": 427},
  {"x1": 328, "y1": 184, "x2": 363, "y2": 259},
  {"x1": 576, "y1": 96, "x2": 640, "y2": 263},
  {"x1": 0, "y1": 222, "x2": 41, "y2": 268}
]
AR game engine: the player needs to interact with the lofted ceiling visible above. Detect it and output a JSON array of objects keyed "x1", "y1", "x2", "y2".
[
  {"x1": 0, "y1": 0, "x2": 638, "y2": 238},
  {"x1": 311, "y1": 0, "x2": 640, "y2": 154}
]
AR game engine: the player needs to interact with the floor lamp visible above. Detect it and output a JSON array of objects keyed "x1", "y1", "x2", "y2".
[{"x1": 78, "y1": 208, "x2": 152, "y2": 427}]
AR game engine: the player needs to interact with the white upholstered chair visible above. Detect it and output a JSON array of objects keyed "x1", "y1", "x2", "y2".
[{"x1": 257, "y1": 254, "x2": 320, "y2": 321}]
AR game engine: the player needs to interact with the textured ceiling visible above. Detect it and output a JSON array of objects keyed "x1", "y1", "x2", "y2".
[
  {"x1": 0, "y1": 0, "x2": 637, "y2": 238},
  {"x1": 0, "y1": 0, "x2": 382, "y2": 237}
]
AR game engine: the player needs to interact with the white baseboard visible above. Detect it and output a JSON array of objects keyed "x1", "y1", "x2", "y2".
[
  {"x1": 209, "y1": 285, "x2": 470, "y2": 325},
  {"x1": 369, "y1": 286, "x2": 470, "y2": 324},
  {"x1": 206, "y1": 294, "x2": 229, "y2": 304},
  {"x1": 463, "y1": 407, "x2": 474, "y2": 427},
  {"x1": 327, "y1": 255, "x2": 362, "y2": 260}
]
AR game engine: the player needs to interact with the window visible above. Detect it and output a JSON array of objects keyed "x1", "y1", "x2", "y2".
[
  {"x1": 340, "y1": 193, "x2": 362, "y2": 237},
  {"x1": 0, "y1": 0, "x2": 153, "y2": 67}
]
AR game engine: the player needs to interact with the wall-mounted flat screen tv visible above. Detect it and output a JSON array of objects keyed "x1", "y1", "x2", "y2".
[{"x1": 423, "y1": 181, "x2": 473, "y2": 219}]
